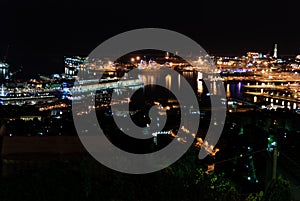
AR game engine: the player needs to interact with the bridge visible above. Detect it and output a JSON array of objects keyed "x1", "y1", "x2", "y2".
[{"x1": 73, "y1": 78, "x2": 143, "y2": 92}]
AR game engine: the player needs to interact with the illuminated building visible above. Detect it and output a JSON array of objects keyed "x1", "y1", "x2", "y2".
[
  {"x1": 246, "y1": 52, "x2": 266, "y2": 62},
  {"x1": 64, "y1": 56, "x2": 87, "y2": 76},
  {"x1": 273, "y1": 44, "x2": 278, "y2": 59},
  {"x1": 20, "y1": 116, "x2": 42, "y2": 121},
  {"x1": 0, "y1": 61, "x2": 9, "y2": 81},
  {"x1": 247, "y1": 52, "x2": 260, "y2": 59},
  {"x1": 95, "y1": 89, "x2": 113, "y2": 106},
  {"x1": 215, "y1": 57, "x2": 246, "y2": 70}
]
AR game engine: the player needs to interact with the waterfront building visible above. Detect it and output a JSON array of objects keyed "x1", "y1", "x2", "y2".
[
  {"x1": 0, "y1": 61, "x2": 9, "y2": 81},
  {"x1": 215, "y1": 56, "x2": 246, "y2": 71},
  {"x1": 64, "y1": 56, "x2": 87, "y2": 77}
]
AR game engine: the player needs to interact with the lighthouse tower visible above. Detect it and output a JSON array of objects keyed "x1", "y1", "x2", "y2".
[{"x1": 273, "y1": 44, "x2": 278, "y2": 59}]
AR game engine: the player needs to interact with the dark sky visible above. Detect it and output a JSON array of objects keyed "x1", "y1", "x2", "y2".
[{"x1": 0, "y1": 0, "x2": 300, "y2": 76}]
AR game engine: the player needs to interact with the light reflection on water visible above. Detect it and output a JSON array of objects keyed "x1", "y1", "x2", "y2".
[
  {"x1": 165, "y1": 74, "x2": 171, "y2": 89},
  {"x1": 230, "y1": 81, "x2": 244, "y2": 99},
  {"x1": 136, "y1": 70, "x2": 240, "y2": 99}
]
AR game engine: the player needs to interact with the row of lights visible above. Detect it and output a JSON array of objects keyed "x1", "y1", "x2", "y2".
[{"x1": 130, "y1": 56, "x2": 141, "y2": 63}]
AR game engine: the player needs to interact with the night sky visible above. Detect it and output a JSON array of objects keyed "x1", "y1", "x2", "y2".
[{"x1": 0, "y1": 0, "x2": 299, "y2": 76}]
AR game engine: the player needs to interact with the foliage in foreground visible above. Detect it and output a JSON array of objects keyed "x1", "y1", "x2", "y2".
[{"x1": 0, "y1": 149, "x2": 292, "y2": 201}]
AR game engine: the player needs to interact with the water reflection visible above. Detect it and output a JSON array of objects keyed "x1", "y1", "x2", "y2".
[
  {"x1": 230, "y1": 82, "x2": 244, "y2": 99},
  {"x1": 238, "y1": 82, "x2": 241, "y2": 93},
  {"x1": 182, "y1": 71, "x2": 194, "y2": 80},
  {"x1": 165, "y1": 74, "x2": 171, "y2": 89},
  {"x1": 213, "y1": 81, "x2": 217, "y2": 95},
  {"x1": 226, "y1": 84, "x2": 230, "y2": 98},
  {"x1": 198, "y1": 81, "x2": 203, "y2": 95},
  {"x1": 136, "y1": 70, "x2": 231, "y2": 98}
]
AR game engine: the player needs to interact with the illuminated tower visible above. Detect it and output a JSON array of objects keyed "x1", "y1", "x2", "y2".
[{"x1": 273, "y1": 44, "x2": 278, "y2": 59}]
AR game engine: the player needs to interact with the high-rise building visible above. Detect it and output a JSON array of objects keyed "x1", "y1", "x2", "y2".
[{"x1": 273, "y1": 44, "x2": 278, "y2": 59}]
